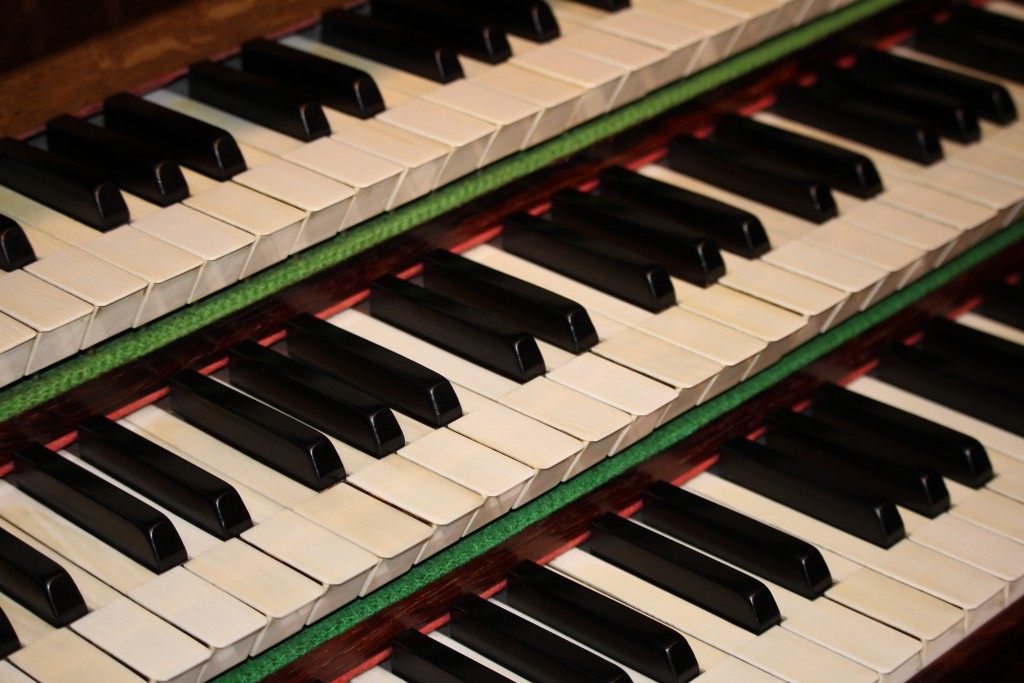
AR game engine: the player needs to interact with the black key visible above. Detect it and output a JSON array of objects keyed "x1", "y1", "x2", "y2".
[
  {"x1": 764, "y1": 409, "x2": 950, "y2": 517},
  {"x1": 227, "y1": 340, "x2": 404, "y2": 457},
  {"x1": 551, "y1": 188, "x2": 725, "y2": 287},
  {"x1": 916, "y1": 319, "x2": 1024, "y2": 400},
  {"x1": 391, "y1": 628, "x2": 514, "y2": 683},
  {"x1": 853, "y1": 51, "x2": 1016, "y2": 124},
  {"x1": 169, "y1": 370, "x2": 345, "y2": 490},
  {"x1": 0, "y1": 608, "x2": 18, "y2": 657},
  {"x1": 667, "y1": 135, "x2": 838, "y2": 223},
  {"x1": 285, "y1": 314, "x2": 462, "y2": 428},
  {"x1": 104, "y1": 93, "x2": 247, "y2": 180},
  {"x1": 0, "y1": 137, "x2": 128, "y2": 231},
  {"x1": 951, "y1": 6, "x2": 1024, "y2": 42},
  {"x1": 506, "y1": 560, "x2": 699, "y2": 683},
  {"x1": 0, "y1": 527, "x2": 87, "y2": 627},
  {"x1": 76, "y1": 415, "x2": 253, "y2": 540},
  {"x1": 874, "y1": 344, "x2": 1023, "y2": 437},
  {"x1": 241, "y1": 39, "x2": 384, "y2": 119},
  {"x1": 712, "y1": 114, "x2": 883, "y2": 199},
  {"x1": 450, "y1": 594, "x2": 631, "y2": 683},
  {"x1": 913, "y1": 22, "x2": 1024, "y2": 83},
  {"x1": 503, "y1": 212, "x2": 676, "y2": 312},
  {"x1": 0, "y1": 215, "x2": 36, "y2": 271},
  {"x1": 11, "y1": 443, "x2": 187, "y2": 573},
  {"x1": 371, "y1": 0, "x2": 511, "y2": 64},
  {"x1": 717, "y1": 438, "x2": 905, "y2": 548},
  {"x1": 422, "y1": 249, "x2": 599, "y2": 353},
  {"x1": 568, "y1": 0, "x2": 629, "y2": 9},
  {"x1": 370, "y1": 275, "x2": 545, "y2": 382},
  {"x1": 188, "y1": 61, "x2": 330, "y2": 142},
  {"x1": 642, "y1": 482, "x2": 832, "y2": 600},
  {"x1": 810, "y1": 382, "x2": 993, "y2": 488},
  {"x1": 321, "y1": 10, "x2": 463, "y2": 83},
  {"x1": 435, "y1": 0, "x2": 560, "y2": 42},
  {"x1": 46, "y1": 115, "x2": 189, "y2": 206},
  {"x1": 773, "y1": 83, "x2": 944, "y2": 164},
  {"x1": 589, "y1": 513, "x2": 782, "y2": 634},
  {"x1": 598, "y1": 166, "x2": 770, "y2": 258},
  {"x1": 975, "y1": 280, "x2": 1024, "y2": 331},
  {"x1": 822, "y1": 68, "x2": 981, "y2": 143}
]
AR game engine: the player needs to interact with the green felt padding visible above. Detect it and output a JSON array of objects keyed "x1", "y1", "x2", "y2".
[{"x1": 0, "y1": 0, "x2": 907, "y2": 424}]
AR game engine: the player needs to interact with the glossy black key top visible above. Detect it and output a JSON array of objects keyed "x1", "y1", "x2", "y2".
[
  {"x1": 228, "y1": 340, "x2": 404, "y2": 457},
  {"x1": 823, "y1": 68, "x2": 981, "y2": 143},
  {"x1": 188, "y1": 61, "x2": 330, "y2": 142},
  {"x1": 391, "y1": 628, "x2": 514, "y2": 683},
  {"x1": 76, "y1": 415, "x2": 253, "y2": 539},
  {"x1": 503, "y1": 212, "x2": 676, "y2": 312},
  {"x1": 0, "y1": 215, "x2": 36, "y2": 271},
  {"x1": 916, "y1": 319, "x2": 1024, "y2": 400},
  {"x1": 764, "y1": 410, "x2": 950, "y2": 517},
  {"x1": 551, "y1": 188, "x2": 725, "y2": 287},
  {"x1": 241, "y1": 39, "x2": 384, "y2": 119},
  {"x1": 285, "y1": 314, "x2": 462, "y2": 428},
  {"x1": 506, "y1": 560, "x2": 699, "y2": 683},
  {"x1": 169, "y1": 369, "x2": 345, "y2": 490},
  {"x1": 853, "y1": 50, "x2": 1016, "y2": 124},
  {"x1": 590, "y1": 513, "x2": 782, "y2": 634},
  {"x1": 11, "y1": 443, "x2": 187, "y2": 573},
  {"x1": 913, "y1": 22, "x2": 1024, "y2": 83},
  {"x1": 951, "y1": 5, "x2": 1024, "y2": 43},
  {"x1": 0, "y1": 608, "x2": 17, "y2": 657},
  {"x1": 435, "y1": 0, "x2": 560, "y2": 42},
  {"x1": 874, "y1": 344, "x2": 1023, "y2": 437},
  {"x1": 773, "y1": 83, "x2": 944, "y2": 164},
  {"x1": 810, "y1": 382, "x2": 993, "y2": 488},
  {"x1": 717, "y1": 438, "x2": 905, "y2": 548},
  {"x1": 0, "y1": 137, "x2": 128, "y2": 231},
  {"x1": 712, "y1": 114, "x2": 883, "y2": 199},
  {"x1": 668, "y1": 135, "x2": 838, "y2": 223},
  {"x1": 371, "y1": 0, "x2": 512, "y2": 64},
  {"x1": 422, "y1": 249, "x2": 598, "y2": 353},
  {"x1": 46, "y1": 115, "x2": 190, "y2": 206},
  {"x1": 104, "y1": 93, "x2": 247, "y2": 180},
  {"x1": 451, "y1": 593, "x2": 631, "y2": 683},
  {"x1": 976, "y1": 280, "x2": 1024, "y2": 330},
  {"x1": 598, "y1": 166, "x2": 770, "y2": 258},
  {"x1": 321, "y1": 9, "x2": 463, "y2": 83},
  {"x1": 642, "y1": 482, "x2": 832, "y2": 600},
  {"x1": 0, "y1": 527, "x2": 87, "y2": 627},
  {"x1": 371, "y1": 275, "x2": 545, "y2": 382}
]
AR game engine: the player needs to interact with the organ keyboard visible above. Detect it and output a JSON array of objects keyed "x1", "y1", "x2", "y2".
[{"x1": 0, "y1": 0, "x2": 1022, "y2": 681}]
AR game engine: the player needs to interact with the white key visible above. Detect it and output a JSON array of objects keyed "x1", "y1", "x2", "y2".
[
  {"x1": 129, "y1": 202, "x2": 253, "y2": 301},
  {"x1": 0, "y1": 661, "x2": 37, "y2": 683},
  {"x1": 838, "y1": 202, "x2": 960, "y2": 268},
  {"x1": 800, "y1": 221, "x2": 927, "y2": 291},
  {"x1": 509, "y1": 40, "x2": 629, "y2": 118},
  {"x1": 9, "y1": 629, "x2": 146, "y2": 683},
  {"x1": 23, "y1": 248, "x2": 146, "y2": 348},
  {"x1": 0, "y1": 185, "x2": 100, "y2": 245},
  {"x1": 0, "y1": 310, "x2": 36, "y2": 386},
  {"x1": 0, "y1": 271, "x2": 91, "y2": 372},
  {"x1": 0, "y1": 589, "x2": 54, "y2": 647},
  {"x1": 949, "y1": 489, "x2": 1024, "y2": 545},
  {"x1": 16, "y1": 222, "x2": 69, "y2": 258},
  {"x1": 467, "y1": 64, "x2": 586, "y2": 145},
  {"x1": 397, "y1": 429, "x2": 533, "y2": 532},
  {"x1": 345, "y1": 455, "x2": 483, "y2": 561},
  {"x1": 632, "y1": 0, "x2": 746, "y2": 67},
  {"x1": 988, "y1": 450, "x2": 1024, "y2": 503},
  {"x1": 550, "y1": 549, "x2": 878, "y2": 683},
  {"x1": 686, "y1": 472, "x2": 1006, "y2": 632},
  {"x1": 553, "y1": 26, "x2": 674, "y2": 96},
  {"x1": 685, "y1": 0, "x2": 788, "y2": 49},
  {"x1": 956, "y1": 311, "x2": 1024, "y2": 346},
  {"x1": 351, "y1": 667, "x2": 405, "y2": 682},
  {"x1": 240, "y1": 509, "x2": 377, "y2": 624},
  {"x1": 231, "y1": 156, "x2": 356, "y2": 249}
]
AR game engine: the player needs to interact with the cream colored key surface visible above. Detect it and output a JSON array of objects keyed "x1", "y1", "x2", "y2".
[
  {"x1": 0, "y1": 661, "x2": 36, "y2": 683},
  {"x1": 293, "y1": 483, "x2": 432, "y2": 593},
  {"x1": 550, "y1": 549, "x2": 878, "y2": 683},
  {"x1": 129, "y1": 201, "x2": 253, "y2": 301},
  {"x1": 839, "y1": 202, "x2": 961, "y2": 267},
  {"x1": 0, "y1": 270, "x2": 91, "y2": 373},
  {"x1": 0, "y1": 309, "x2": 36, "y2": 386},
  {"x1": 987, "y1": 450, "x2": 1024, "y2": 503},
  {"x1": 232, "y1": 158, "x2": 356, "y2": 249},
  {"x1": 23, "y1": 248, "x2": 146, "y2": 348},
  {"x1": 553, "y1": 27, "x2": 674, "y2": 96},
  {"x1": 633, "y1": 0, "x2": 746, "y2": 67},
  {"x1": 346, "y1": 455, "x2": 482, "y2": 561},
  {"x1": 397, "y1": 429, "x2": 533, "y2": 533},
  {"x1": 0, "y1": 186, "x2": 100, "y2": 245},
  {"x1": 10, "y1": 629, "x2": 146, "y2": 683},
  {"x1": 686, "y1": 0, "x2": 787, "y2": 48},
  {"x1": 468, "y1": 64, "x2": 586, "y2": 145},
  {"x1": 955, "y1": 311, "x2": 1024, "y2": 347},
  {"x1": 800, "y1": 222, "x2": 926, "y2": 291},
  {"x1": 241, "y1": 509, "x2": 377, "y2": 624},
  {"x1": 950, "y1": 489, "x2": 1024, "y2": 545},
  {"x1": 686, "y1": 473, "x2": 1005, "y2": 632},
  {"x1": 0, "y1": 590, "x2": 53, "y2": 646},
  {"x1": 510, "y1": 42, "x2": 628, "y2": 119}
]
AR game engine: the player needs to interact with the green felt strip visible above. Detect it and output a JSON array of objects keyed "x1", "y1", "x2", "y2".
[
  {"x1": 212, "y1": 215, "x2": 1022, "y2": 682},
  {"x1": 0, "y1": 0, "x2": 908, "y2": 425}
]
